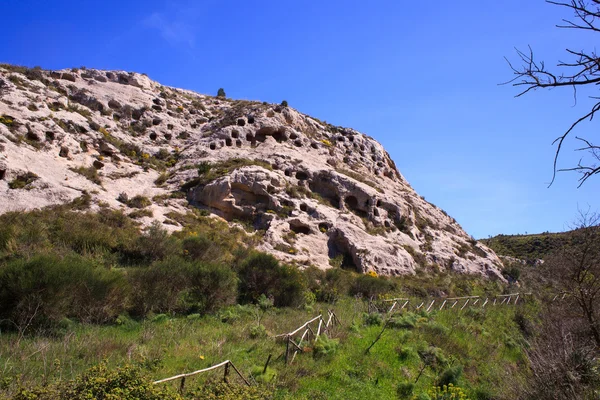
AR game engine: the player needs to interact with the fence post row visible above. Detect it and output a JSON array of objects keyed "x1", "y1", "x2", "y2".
[
  {"x1": 375, "y1": 292, "x2": 539, "y2": 315},
  {"x1": 153, "y1": 360, "x2": 250, "y2": 391},
  {"x1": 276, "y1": 311, "x2": 341, "y2": 365}
]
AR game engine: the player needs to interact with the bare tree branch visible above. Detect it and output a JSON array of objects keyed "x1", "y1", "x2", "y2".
[{"x1": 503, "y1": 0, "x2": 600, "y2": 185}]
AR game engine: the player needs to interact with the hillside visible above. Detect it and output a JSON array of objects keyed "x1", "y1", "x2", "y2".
[
  {"x1": 0, "y1": 64, "x2": 503, "y2": 279},
  {"x1": 481, "y1": 230, "x2": 578, "y2": 262}
]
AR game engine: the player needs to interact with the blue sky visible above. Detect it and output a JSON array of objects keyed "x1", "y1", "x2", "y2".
[{"x1": 2, "y1": 0, "x2": 598, "y2": 238}]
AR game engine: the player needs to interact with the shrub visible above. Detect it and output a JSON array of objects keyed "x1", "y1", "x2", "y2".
[
  {"x1": 70, "y1": 166, "x2": 102, "y2": 185},
  {"x1": 180, "y1": 261, "x2": 238, "y2": 313},
  {"x1": 8, "y1": 172, "x2": 39, "y2": 189},
  {"x1": 363, "y1": 312, "x2": 383, "y2": 326},
  {"x1": 133, "y1": 221, "x2": 180, "y2": 262},
  {"x1": 12, "y1": 363, "x2": 179, "y2": 400},
  {"x1": 197, "y1": 161, "x2": 212, "y2": 175},
  {"x1": 350, "y1": 274, "x2": 395, "y2": 298},
  {"x1": 397, "y1": 381, "x2": 415, "y2": 397},
  {"x1": 502, "y1": 265, "x2": 521, "y2": 281},
  {"x1": 182, "y1": 234, "x2": 219, "y2": 261},
  {"x1": 424, "y1": 383, "x2": 469, "y2": 400},
  {"x1": 251, "y1": 365, "x2": 277, "y2": 383},
  {"x1": 389, "y1": 313, "x2": 419, "y2": 330},
  {"x1": 129, "y1": 209, "x2": 153, "y2": 219},
  {"x1": 189, "y1": 381, "x2": 273, "y2": 400},
  {"x1": 313, "y1": 336, "x2": 339, "y2": 358},
  {"x1": 249, "y1": 324, "x2": 267, "y2": 338},
  {"x1": 437, "y1": 365, "x2": 463, "y2": 387},
  {"x1": 281, "y1": 100, "x2": 288, "y2": 107},
  {"x1": 0, "y1": 254, "x2": 128, "y2": 332},
  {"x1": 217, "y1": 88, "x2": 226, "y2": 98},
  {"x1": 238, "y1": 252, "x2": 306, "y2": 307},
  {"x1": 130, "y1": 257, "x2": 237, "y2": 316},
  {"x1": 127, "y1": 195, "x2": 151, "y2": 208}
]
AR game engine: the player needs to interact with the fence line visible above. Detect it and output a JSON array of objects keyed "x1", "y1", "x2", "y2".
[
  {"x1": 153, "y1": 359, "x2": 250, "y2": 392},
  {"x1": 377, "y1": 292, "x2": 535, "y2": 314},
  {"x1": 275, "y1": 310, "x2": 340, "y2": 364}
]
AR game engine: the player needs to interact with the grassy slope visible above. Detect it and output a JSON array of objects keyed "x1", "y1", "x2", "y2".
[
  {"x1": 480, "y1": 231, "x2": 573, "y2": 261},
  {"x1": 0, "y1": 298, "x2": 532, "y2": 399},
  {"x1": 0, "y1": 205, "x2": 533, "y2": 399}
]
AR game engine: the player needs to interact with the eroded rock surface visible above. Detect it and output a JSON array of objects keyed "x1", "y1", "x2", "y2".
[{"x1": 0, "y1": 65, "x2": 504, "y2": 279}]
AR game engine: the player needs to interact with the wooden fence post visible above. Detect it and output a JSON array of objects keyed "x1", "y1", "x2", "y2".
[
  {"x1": 285, "y1": 336, "x2": 290, "y2": 364},
  {"x1": 223, "y1": 362, "x2": 230, "y2": 383},
  {"x1": 263, "y1": 354, "x2": 272, "y2": 374}
]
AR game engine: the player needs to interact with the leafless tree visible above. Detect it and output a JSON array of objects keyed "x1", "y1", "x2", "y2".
[
  {"x1": 546, "y1": 210, "x2": 600, "y2": 347},
  {"x1": 504, "y1": 0, "x2": 600, "y2": 186},
  {"x1": 520, "y1": 304, "x2": 599, "y2": 399}
]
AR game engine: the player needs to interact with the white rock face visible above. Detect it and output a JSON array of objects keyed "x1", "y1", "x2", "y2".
[{"x1": 0, "y1": 65, "x2": 505, "y2": 279}]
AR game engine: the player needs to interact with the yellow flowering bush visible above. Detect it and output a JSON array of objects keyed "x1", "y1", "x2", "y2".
[{"x1": 415, "y1": 384, "x2": 470, "y2": 400}]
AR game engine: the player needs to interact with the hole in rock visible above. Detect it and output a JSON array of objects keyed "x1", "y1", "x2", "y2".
[
  {"x1": 209, "y1": 143, "x2": 216, "y2": 150},
  {"x1": 149, "y1": 132, "x2": 157, "y2": 140},
  {"x1": 225, "y1": 138, "x2": 232, "y2": 146},
  {"x1": 290, "y1": 222, "x2": 311, "y2": 235},
  {"x1": 295, "y1": 171, "x2": 309, "y2": 180}
]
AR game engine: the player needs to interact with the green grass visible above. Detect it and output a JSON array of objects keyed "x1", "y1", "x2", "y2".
[
  {"x1": 0, "y1": 298, "x2": 531, "y2": 399},
  {"x1": 0, "y1": 206, "x2": 535, "y2": 399}
]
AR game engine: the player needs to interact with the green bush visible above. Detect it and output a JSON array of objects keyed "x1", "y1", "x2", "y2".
[
  {"x1": 251, "y1": 365, "x2": 277, "y2": 383},
  {"x1": 397, "y1": 381, "x2": 415, "y2": 397},
  {"x1": 311, "y1": 267, "x2": 353, "y2": 303},
  {"x1": 189, "y1": 381, "x2": 273, "y2": 400},
  {"x1": 238, "y1": 252, "x2": 306, "y2": 307},
  {"x1": 8, "y1": 172, "x2": 39, "y2": 189},
  {"x1": 12, "y1": 363, "x2": 179, "y2": 400},
  {"x1": 363, "y1": 312, "x2": 383, "y2": 326},
  {"x1": 130, "y1": 257, "x2": 237, "y2": 316},
  {"x1": 313, "y1": 336, "x2": 339, "y2": 358},
  {"x1": 350, "y1": 274, "x2": 395, "y2": 298},
  {"x1": 182, "y1": 234, "x2": 219, "y2": 261},
  {"x1": 0, "y1": 254, "x2": 128, "y2": 332},
  {"x1": 127, "y1": 195, "x2": 151, "y2": 209},
  {"x1": 133, "y1": 221, "x2": 180, "y2": 262},
  {"x1": 70, "y1": 166, "x2": 102, "y2": 185},
  {"x1": 389, "y1": 313, "x2": 419, "y2": 329},
  {"x1": 437, "y1": 365, "x2": 463, "y2": 387},
  {"x1": 249, "y1": 324, "x2": 267, "y2": 338}
]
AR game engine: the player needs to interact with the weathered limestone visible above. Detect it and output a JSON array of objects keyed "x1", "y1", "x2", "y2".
[{"x1": 0, "y1": 65, "x2": 505, "y2": 280}]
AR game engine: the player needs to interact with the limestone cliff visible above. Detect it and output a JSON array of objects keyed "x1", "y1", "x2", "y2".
[{"x1": 0, "y1": 65, "x2": 504, "y2": 279}]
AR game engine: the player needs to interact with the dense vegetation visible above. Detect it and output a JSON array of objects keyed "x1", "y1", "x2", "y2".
[
  {"x1": 0, "y1": 202, "x2": 597, "y2": 399},
  {"x1": 481, "y1": 231, "x2": 574, "y2": 262}
]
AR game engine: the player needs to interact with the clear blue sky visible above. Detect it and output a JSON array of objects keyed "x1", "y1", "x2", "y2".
[{"x1": 2, "y1": 0, "x2": 598, "y2": 238}]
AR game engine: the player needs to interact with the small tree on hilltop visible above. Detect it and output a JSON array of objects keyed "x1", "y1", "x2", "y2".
[{"x1": 217, "y1": 88, "x2": 226, "y2": 98}]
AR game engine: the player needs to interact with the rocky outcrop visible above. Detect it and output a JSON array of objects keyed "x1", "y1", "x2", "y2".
[{"x1": 0, "y1": 65, "x2": 505, "y2": 279}]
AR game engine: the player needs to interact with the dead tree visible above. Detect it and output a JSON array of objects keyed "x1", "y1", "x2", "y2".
[
  {"x1": 504, "y1": 0, "x2": 600, "y2": 186},
  {"x1": 545, "y1": 210, "x2": 600, "y2": 347}
]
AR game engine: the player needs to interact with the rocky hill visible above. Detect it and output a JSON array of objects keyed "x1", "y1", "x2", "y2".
[{"x1": 0, "y1": 65, "x2": 504, "y2": 279}]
